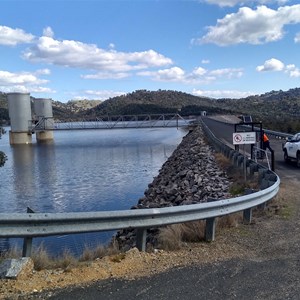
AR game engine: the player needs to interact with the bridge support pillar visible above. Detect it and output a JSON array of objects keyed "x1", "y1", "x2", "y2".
[
  {"x1": 9, "y1": 131, "x2": 32, "y2": 145},
  {"x1": 36, "y1": 131, "x2": 54, "y2": 142}
]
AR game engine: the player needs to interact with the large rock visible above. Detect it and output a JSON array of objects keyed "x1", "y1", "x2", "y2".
[{"x1": 0, "y1": 258, "x2": 34, "y2": 280}]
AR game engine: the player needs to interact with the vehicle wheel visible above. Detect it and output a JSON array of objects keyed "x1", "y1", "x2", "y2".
[
  {"x1": 297, "y1": 153, "x2": 300, "y2": 168},
  {"x1": 284, "y1": 150, "x2": 290, "y2": 163}
]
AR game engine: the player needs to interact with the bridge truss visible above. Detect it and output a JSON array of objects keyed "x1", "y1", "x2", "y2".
[{"x1": 29, "y1": 114, "x2": 195, "y2": 132}]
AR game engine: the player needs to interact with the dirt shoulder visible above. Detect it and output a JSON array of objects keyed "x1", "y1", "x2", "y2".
[{"x1": 1, "y1": 174, "x2": 299, "y2": 299}]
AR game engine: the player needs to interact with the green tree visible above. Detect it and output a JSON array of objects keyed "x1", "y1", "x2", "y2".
[
  {"x1": 0, "y1": 127, "x2": 7, "y2": 167},
  {"x1": 0, "y1": 151, "x2": 6, "y2": 167}
]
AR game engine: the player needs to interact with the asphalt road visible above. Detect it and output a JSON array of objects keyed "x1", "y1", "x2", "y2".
[
  {"x1": 41, "y1": 118, "x2": 300, "y2": 300},
  {"x1": 45, "y1": 257, "x2": 300, "y2": 300}
]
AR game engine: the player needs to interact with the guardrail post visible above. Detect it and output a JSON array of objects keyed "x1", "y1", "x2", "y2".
[
  {"x1": 249, "y1": 162, "x2": 257, "y2": 176},
  {"x1": 205, "y1": 198, "x2": 216, "y2": 242},
  {"x1": 136, "y1": 228, "x2": 147, "y2": 251},
  {"x1": 243, "y1": 208, "x2": 252, "y2": 224},
  {"x1": 205, "y1": 217, "x2": 216, "y2": 242},
  {"x1": 271, "y1": 150, "x2": 275, "y2": 171},
  {"x1": 22, "y1": 207, "x2": 34, "y2": 257},
  {"x1": 243, "y1": 189, "x2": 254, "y2": 224}
]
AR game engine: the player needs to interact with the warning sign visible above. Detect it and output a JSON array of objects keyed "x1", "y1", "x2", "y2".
[{"x1": 233, "y1": 132, "x2": 256, "y2": 145}]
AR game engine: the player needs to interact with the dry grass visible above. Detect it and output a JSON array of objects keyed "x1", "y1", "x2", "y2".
[
  {"x1": 158, "y1": 214, "x2": 242, "y2": 251},
  {"x1": 214, "y1": 152, "x2": 260, "y2": 194},
  {"x1": 31, "y1": 244, "x2": 53, "y2": 271},
  {"x1": 263, "y1": 181, "x2": 298, "y2": 220},
  {"x1": 158, "y1": 224, "x2": 185, "y2": 250},
  {"x1": 80, "y1": 238, "x2": 120, "y2": 262},
  {"x1": 214, "y1": 152, "x2": 232, "y2": 170},
  {"x1": 1, "y1": 240, "x2": 123, "y2": 272},
  {"x1": 217, "y1": 213, "x2": 243, "y2": 228},
  {"x1": 0, "y1": 246, "x2": 21, "y2": 265}
]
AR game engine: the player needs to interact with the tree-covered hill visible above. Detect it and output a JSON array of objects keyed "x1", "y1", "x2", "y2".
[
  {"x1": 1, "y1": 88, "x2": 300, "y2": 133},
  {"x1": 82, "y1": 89, "x2": 226, "y2": 116},
  {"x1": 215, "y1": 88, "x2": 300, "y2": 132}
]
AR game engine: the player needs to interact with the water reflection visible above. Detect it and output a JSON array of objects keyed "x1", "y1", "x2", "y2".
[
  {"x1": 0, "y1": 128, "x2": 186, "y2": 255},
  {"x1": 11, "y1": 144, "x2": 36, "y2": 211}
]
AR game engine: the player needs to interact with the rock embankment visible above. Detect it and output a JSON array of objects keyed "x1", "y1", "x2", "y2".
[
  {"x1": 134, "y1": 126, "x2": 231, "y2": 208},
  {"x1": 116, "y1": 126, "x2": 232, "y2": 249}
]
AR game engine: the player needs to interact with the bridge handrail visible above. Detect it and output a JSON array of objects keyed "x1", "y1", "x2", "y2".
[
  {"x1": 0, "y1": 122, "x2": 280, "y2": 256},
  {"x1": 30, "y1": 114, "x2": 193, "y2": 131}
]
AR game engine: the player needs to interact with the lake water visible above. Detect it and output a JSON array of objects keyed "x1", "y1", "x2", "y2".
[{"x1": 0, "y1": 127, "x2": 186, "y2": 256}]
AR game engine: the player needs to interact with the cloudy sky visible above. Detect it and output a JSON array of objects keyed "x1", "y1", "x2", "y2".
[{"x1": 1, "y1": 0, "x2": 300, "y2": 102}]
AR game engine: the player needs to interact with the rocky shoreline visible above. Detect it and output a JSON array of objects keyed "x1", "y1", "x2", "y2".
[{"x1": 116, "y1": 126, "x2": 232, "y2": 250}]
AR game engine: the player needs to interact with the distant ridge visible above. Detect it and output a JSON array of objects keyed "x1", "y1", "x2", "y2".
[{"x1": 0, "y1": 88, "x2": 300, "y2": 132}]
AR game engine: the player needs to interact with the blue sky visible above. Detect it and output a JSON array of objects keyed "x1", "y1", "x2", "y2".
[{"x1": 1, "y1": 0, "x2": 300, "y2": 103}]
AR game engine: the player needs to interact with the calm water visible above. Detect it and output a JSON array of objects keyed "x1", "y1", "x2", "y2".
[{"x1": 0, "y1": 127, "x2": 186, "y2": 255}]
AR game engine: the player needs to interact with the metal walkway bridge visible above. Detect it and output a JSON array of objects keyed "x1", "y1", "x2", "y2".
[{"x1": 30, "y1": 114, "x2": 196, "y2": 132}]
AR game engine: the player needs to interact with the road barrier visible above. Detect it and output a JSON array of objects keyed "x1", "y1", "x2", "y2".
[{"x1": 0, "y1": 121, "x2": 280, "y2": 256}]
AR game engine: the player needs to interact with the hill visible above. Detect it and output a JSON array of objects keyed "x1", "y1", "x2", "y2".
[
  {"x1": 81, "y1": 88, "x2": 300, "y2": 132},
  {"x1": 215, "y1": 88, "x2": 300, "y2": 132},
  {"x1": 82, "y1": 89, "x2": 227, "y2": 116},
  {"x1": 0, "y1": 88, "x2": 300, "y2": 133}
]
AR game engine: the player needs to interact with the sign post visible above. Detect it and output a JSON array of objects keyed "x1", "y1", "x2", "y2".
[
  {"x1": 233, "y1": 132, "x2": 256, "y2": 145},
  {"x1": 233, "y1": 132, "x2": 256, "y2": 181}
]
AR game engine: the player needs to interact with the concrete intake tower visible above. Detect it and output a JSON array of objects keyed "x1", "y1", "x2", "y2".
[{"x1": 7, "y1": 92, "x2": 54, "y2": 145}]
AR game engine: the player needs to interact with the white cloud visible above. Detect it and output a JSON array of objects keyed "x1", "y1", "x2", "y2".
[
  {"x1": 22, "y1": 35, "x2": 173, "y2": 73},
  {"x1": 0, "y1": 25, "x2": 35, "y2": 46},
  {"x1": 81, "y1": 72, "x2": 129, "y2": 80},
  {"x1": 192, "y1": 88, "x2": 255, "y2": 99},
  {"x1": 0, "y1": 85, "x2": 55, "y2": 94},
  {"x1": 138, "y1": 67, "x2": 185, "y2": 82},
  {"x1": 201, "y1": 59, "x2": 210, "y2": 64},
  {"x1": 285, "y1": 64, "x2": 300, "y2": 77},
  {"x1": 139, "y1": 66, "x2": 243, "y2": 84},
  {"x1": 30, "y1": 86, "x2": 56, "y2": 93},
  {"x1": 289, "y1": 69, "x2": 300, "y2": 77},
  {"x1": 0, "y1": 70, "x2": 48, "y2": 86},
  {"x1": 157, "y1": 67, "x2": 186, "y2": 81},
  {"x1": 80, "y1": 90, "x2": 126, "y2": 100},
  {"x1": 192, "y1": 67, "x2": 207, "y2": 76},
  {"x1": 0, "y1": 69, "x2": 54, "y2": 94},
  {"x1": 210, "y1": 68, "x2": 243, "y2": 78},
  {"x1": 294, "y1": 32, "x2": 300, "y2": 43},
  {"x1": 196, "y1": 5, "x2": 300, "y2": 46},
  {"x1": 256, "y1": 58, "x2": 300, "y2": 77},
  {"x1": 35, "y1": 68, "x2": 51, "y2": 75},
  {"x1": 256, "y1": 58, "x2": 285, "y2": 71},
  {"x1": 43, "y1": 26, "x2": 54, "y2": 38},
  {"x1": 202, "y1": 0, "x2": 288, "y2": 7}
]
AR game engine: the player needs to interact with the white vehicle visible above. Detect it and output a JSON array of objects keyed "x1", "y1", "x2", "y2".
[{"x1": 282, "y1": 132, "x2": 300, "y2": 167}]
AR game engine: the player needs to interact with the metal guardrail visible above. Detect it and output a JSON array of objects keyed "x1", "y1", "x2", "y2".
[
  {"x1": 0, "y1": 121, "x2": 280, "y2": 256},
  {"x1": 262, "y1": 128, "x2": 293, "y2": 140}
]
